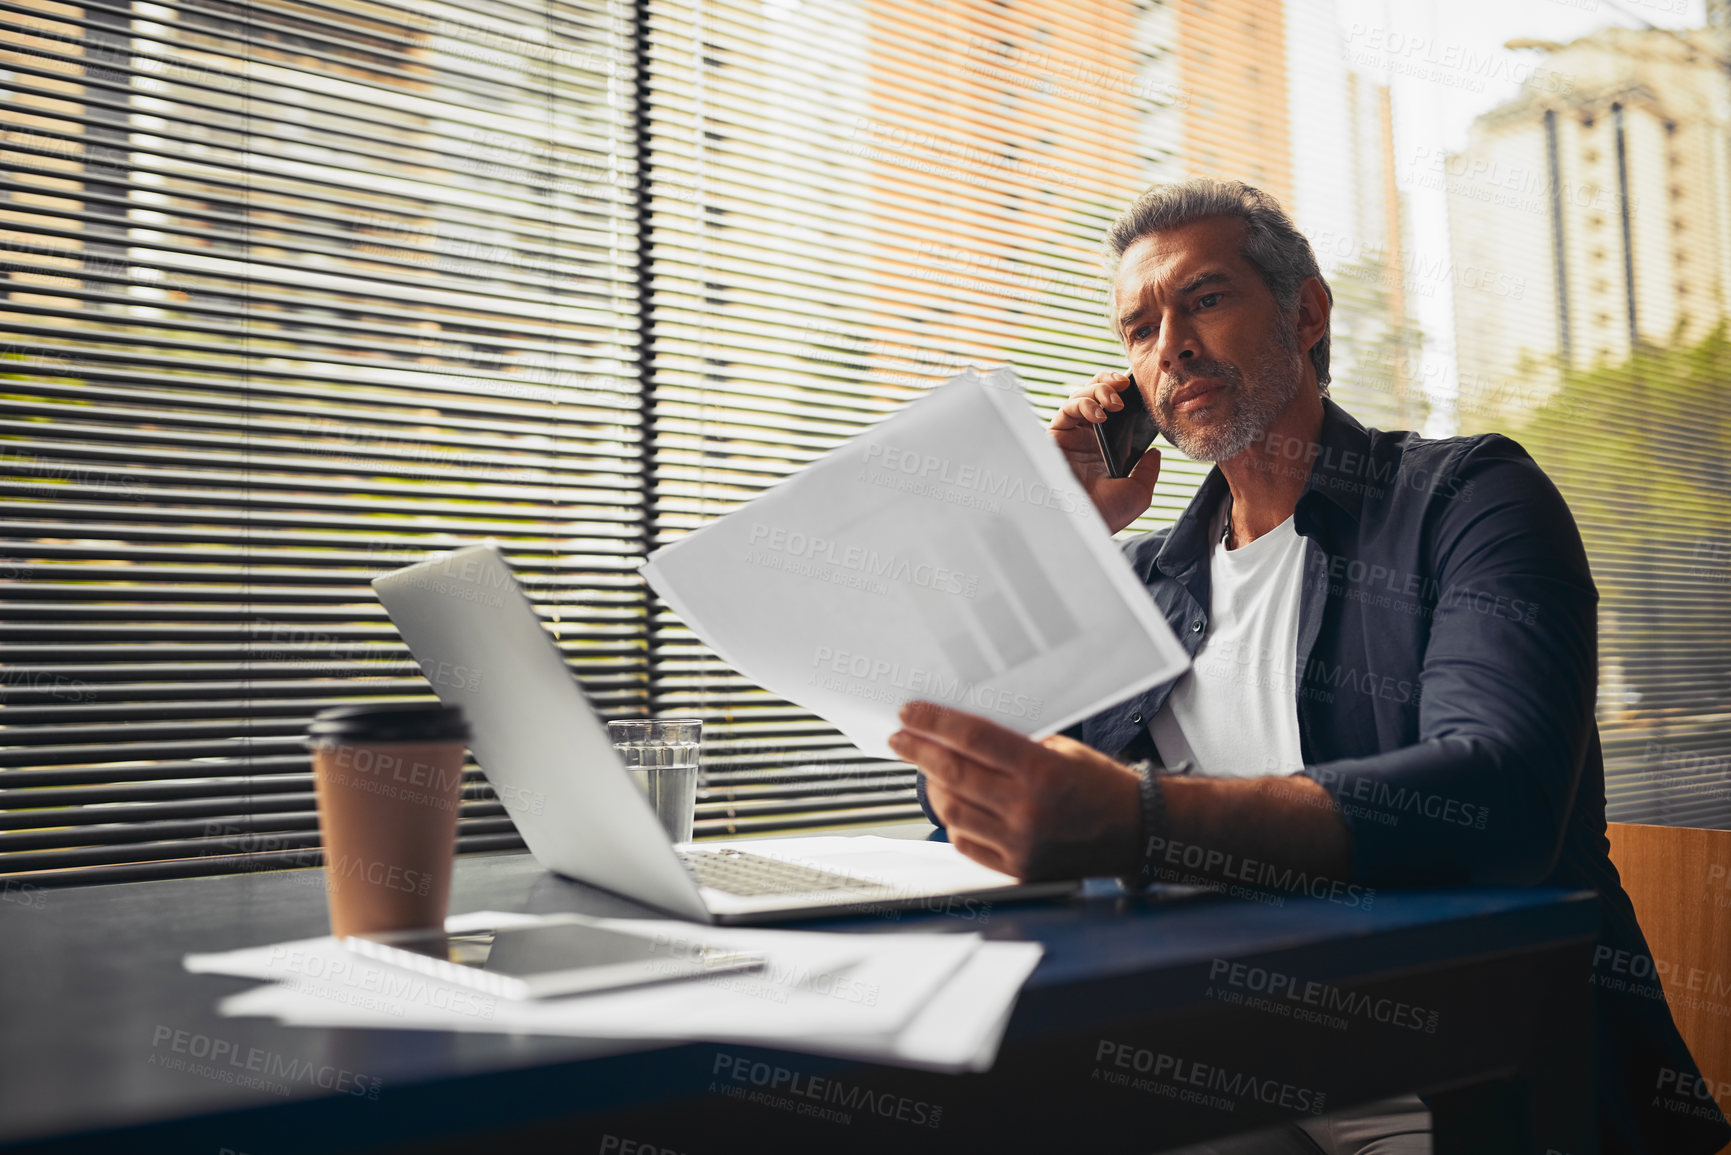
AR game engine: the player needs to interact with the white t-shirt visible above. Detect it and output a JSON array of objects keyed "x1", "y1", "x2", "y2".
[{"x1": 1149, "y1": 503, "x2": 1308, "y2": 778}]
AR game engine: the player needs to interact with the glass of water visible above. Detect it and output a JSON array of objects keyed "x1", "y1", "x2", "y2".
[{"x1": 606, "y1": 717, "x2": 702, "y2": 843}]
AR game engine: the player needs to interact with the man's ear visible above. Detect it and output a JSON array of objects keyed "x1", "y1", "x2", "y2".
[{"x1": 1295, "y1": 275, "x2": 1330, "y2": 357}]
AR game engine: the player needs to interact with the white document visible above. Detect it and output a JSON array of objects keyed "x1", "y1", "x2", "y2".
[
  {"x1": 188, "y1": 911, "x2": 1040, "y2": 1073},
  {"x1": 883, "y1": 940, "x2": 1043, "y2": 1070},
  {"x1": 642, "y1": 366, "x2": 1190, "y2": 758},
  {"x1": 190, "y1": 912, "x2": 973, "y2": 1040}
]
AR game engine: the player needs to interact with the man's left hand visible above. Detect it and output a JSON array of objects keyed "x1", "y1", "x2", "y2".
[{"x1": 888, "y1": 700, "x2": 1143, "y2": 881}]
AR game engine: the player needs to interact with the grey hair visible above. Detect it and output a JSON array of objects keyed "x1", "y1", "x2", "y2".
[{"x1": 1105, "y1": 178, "x2": 1332, "y2": 389}]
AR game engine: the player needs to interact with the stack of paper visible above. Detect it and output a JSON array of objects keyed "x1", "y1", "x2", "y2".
[
  {"x1": 642, "y1": 366, "x2": 1189, "y2": 759},
  {"x1": 185, "y1": 912, "x2": 1043, "y2": 1073}
]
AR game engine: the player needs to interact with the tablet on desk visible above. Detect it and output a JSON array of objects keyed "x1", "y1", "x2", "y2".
[{"x1": 343, "y1": 914, "x2": 765, "y2": 1000}]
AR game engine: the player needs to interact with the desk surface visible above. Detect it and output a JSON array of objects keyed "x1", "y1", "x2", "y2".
[{"x1": 0, "y1": 838, "x2": 1599, "y2": 1153}]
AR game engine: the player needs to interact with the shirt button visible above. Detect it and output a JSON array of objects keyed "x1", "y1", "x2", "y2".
[
  {"x1": 1130, "y1": 713, "x2": 1142, "y2": 724},
  {"x1": 1191, "y1": 620, "x2": 1204, "y2": 633}
]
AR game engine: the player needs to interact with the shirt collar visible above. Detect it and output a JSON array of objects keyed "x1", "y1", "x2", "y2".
[
  {"x1": 1149, "y1": 467, "x2": 1227, "y2": 582},
  {"x1": 1148, "y1": 396, "x2": 1373, "y2": 581},
  {"x1": 1299, "y1": 396, "x2": 1376, "y2": 521}
]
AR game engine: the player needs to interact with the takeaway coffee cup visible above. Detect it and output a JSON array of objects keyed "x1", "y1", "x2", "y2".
[{"x1": 307, "y1": 703, "x2": 470, "y2": 937}]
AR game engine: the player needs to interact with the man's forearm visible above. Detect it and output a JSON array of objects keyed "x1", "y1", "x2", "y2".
[{"x1": 1145, "y1": 773, "x2": 1354, "y2": 889}]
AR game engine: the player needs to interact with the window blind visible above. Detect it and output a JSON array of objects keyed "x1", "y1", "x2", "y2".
[
  {"x1": 1454, "y1": 282, "x2": 1731, "y2": 832},
  {"x1": 5, "y1": 0, "x2": 1721, "y2": 887},
  {"x1": 639, "y1": 0, "x2": 1217, "y2": 836},
  {"x1": 0, "y1": 0, "x2": 645, "y2": 883},
  {"x1": 1446, "y1": 46, "x2": 1731, "y2": 829}
]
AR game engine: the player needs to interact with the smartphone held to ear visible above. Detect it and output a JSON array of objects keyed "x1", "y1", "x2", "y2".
[{"x1": 1093, "y1": 374, "x2": 1162, "y2": 479}]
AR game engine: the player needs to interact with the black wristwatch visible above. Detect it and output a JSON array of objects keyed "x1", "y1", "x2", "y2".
[{"x1": 1120, "y1": 758, "x2": 1189, "y2": 892}]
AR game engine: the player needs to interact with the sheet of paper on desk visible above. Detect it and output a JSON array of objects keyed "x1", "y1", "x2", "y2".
[
  {"x1": 190, "y1": 912, "x2": 967, "y2": 1040},
  {"x1": 640, "y1": 367, "x2": 1190, "y2": 759},
  {"x1": 187, "y1": 912, "x2": 1042, "y2": 1073}
]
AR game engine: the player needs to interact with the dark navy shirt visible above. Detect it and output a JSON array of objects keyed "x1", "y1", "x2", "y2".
[{"x1": 918, "y1": 398, "x2": 1728, "y2": 1154}]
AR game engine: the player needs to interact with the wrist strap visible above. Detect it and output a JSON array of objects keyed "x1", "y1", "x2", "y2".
[{"x1": 1121, "y1": 758, "x2": 1186, "y2": 892}]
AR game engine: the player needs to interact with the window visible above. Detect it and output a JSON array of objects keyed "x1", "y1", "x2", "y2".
[
  {"x1": 4, "y1": 0, "x2": 1201, "y2": 879},
  {"x1": 638, "y1": 0, "x2": 1206, "y2": 834},
  {"x1": 5, "y1": 1, "x2": 1726, "y2": 887},
  {"x1": 0, "y1": 0, "x2": 644, "y2": 882}
]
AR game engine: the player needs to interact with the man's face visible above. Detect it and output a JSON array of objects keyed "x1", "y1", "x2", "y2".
[{"x1": 1111, "y1": 215, "x2": 1307, "y2": 462}]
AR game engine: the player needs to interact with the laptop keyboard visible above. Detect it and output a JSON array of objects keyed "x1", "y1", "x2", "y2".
[{"x1": 676, "y1": 847, "x2": 889, "y2": 897}]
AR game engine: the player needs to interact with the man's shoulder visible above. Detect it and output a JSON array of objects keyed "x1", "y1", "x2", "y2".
[
  {"x1": 1365, "y1": 420, "x2": 1529, "y2": 468},
  {"x1": 1359, "y1": 421, "x2": 1548, "y2": 505}
]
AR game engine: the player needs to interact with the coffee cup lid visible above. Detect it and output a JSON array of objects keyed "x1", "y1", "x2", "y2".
[{"x1": 308, "y1": 703, "x2": 470, "y2": 743}]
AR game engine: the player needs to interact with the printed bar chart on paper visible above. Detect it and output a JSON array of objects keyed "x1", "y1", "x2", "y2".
[{"x1": 642, "y1": 367, "x2": 1191, "y2": 759}]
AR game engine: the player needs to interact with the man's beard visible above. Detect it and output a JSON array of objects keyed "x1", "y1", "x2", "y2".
[{"x1": 1154, "y1": 315, "x2": 1305, "y2": 463}]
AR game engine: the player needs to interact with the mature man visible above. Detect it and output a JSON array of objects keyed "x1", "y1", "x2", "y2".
[{"x1": 888, "y1": 180, "x2": 1730, "y2": 1155}]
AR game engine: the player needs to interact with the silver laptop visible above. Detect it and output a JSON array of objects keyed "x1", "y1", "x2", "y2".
[{"x1": 372, "y1": 543, "x2": 1076, "y2": 924}]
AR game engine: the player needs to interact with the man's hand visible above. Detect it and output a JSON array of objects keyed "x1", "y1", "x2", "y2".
[
  {"x1": 1050, "y1": 370, "x2": 1163, "y2": 534},
  {"x1": 888, "y1": 701, "x2": 1143, "y2": 881}
]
